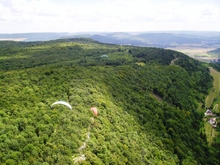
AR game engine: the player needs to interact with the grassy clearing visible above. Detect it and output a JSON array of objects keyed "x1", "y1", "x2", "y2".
[
  {"x1": 204, "y1": 67, "x2": 220, "y2": 145},
  {"x1": 136, "y1": 62, "x2": 146, "y2": 66},
  {"x1": 213, "y1": 104, "x2": 219, "y2": 111},
  {"x1": 206, "y1": 88, "x2": 215, "y2": 109},
  {"x1": 204, "y1": 121, "x2": 218, "y2": 146},
  {"x1": 206, "y1": 67, "x2": 220, "y2": 109},
  {"x1": 0, "y1": 53, "x2": 30, "y2": 60}
]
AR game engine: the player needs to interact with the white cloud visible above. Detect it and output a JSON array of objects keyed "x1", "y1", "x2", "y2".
[{"x1": 0, "y1": 0, "x2": 219, "y2": 33}]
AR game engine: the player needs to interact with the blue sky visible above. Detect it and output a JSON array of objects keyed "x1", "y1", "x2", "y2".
[{"x1": 0, "y1": 0, "x2": 220, "y2": 33}]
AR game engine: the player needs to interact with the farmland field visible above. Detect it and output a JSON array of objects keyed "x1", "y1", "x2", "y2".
[{"x1": 168, "y1": 46, "x2": 220, "y2": 62}]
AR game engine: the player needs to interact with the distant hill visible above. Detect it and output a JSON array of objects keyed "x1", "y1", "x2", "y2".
[
  {"x1": 64, "y1": 31, "x2": 220, "y2": 48},
  {"x1": 208, "y1": 48, "x2": 220, "y2": 56},
  {"x1": 0, "y1": 31, "x2": 219, "y2": 48},
  {"x1": 0, "y1": 32, "x2": 68, "y2": 41}
]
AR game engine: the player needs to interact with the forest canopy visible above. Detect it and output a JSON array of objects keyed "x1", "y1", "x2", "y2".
[{"x1": 0, "y1": 38, "x2": 218, "y2": 165}]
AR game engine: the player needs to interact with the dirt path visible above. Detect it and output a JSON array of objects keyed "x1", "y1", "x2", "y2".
[
  {"x1": 72, "y1": 117, "x2": 94, "y2": 164},
  {"x1": 170, "y1": 55, "x2": 179, "y2": 65}
]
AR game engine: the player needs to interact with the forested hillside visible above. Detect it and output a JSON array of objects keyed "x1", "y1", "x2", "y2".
[{"x1": 0, "y1": 38, "x2": 219, "y2": 165}]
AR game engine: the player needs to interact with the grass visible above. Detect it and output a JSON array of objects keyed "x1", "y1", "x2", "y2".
[
  {"x1": 169, "y1": 47, "x2": 213, "y2": 57},
  {"x1": 206, "y1": 88, "x2": 215, "y2": 109},
  {"x1": 136, "y1": 62, "x2": 146, "y2": 66},
  {"x1": 206, "y1": 67, "x2": 220, "y2": 109},
  {"x1": 204, "y1": 121, "x2": 217, "y2": 146},
  {"x1": 204, "y1": 67, "x2": 220, "y2": 145},
  {"x1": 168, "y1": 46, "x2": 220, "y2": 62},
  {"x1": 0, "y1": 53, "x2": 30, "y2": 60}
]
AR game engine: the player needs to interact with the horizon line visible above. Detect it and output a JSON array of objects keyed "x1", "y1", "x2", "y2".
[{"x1": 1, "y1": 30, "x2": 220, "y2": 34}]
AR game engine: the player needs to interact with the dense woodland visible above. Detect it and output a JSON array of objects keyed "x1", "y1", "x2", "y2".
[{"x1": 0, "y1": 38, "x2": 219, "y2": 164}]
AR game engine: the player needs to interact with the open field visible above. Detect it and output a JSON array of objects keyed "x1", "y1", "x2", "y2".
[
  {"x1": 204, "y1": 67, "x2": 220, "y2": 145},
  {"x1": 206, "y1": 88, "x2": 215, "y2": 109},
  {"x1": 206, "y1": 67, "x2": 220, "y2": 109},
  {"x1": 204, "y1": 121, "x2": 218, "y2": 146},
  {"x1": 168, "y1": 46, "x2": 220, "y2": 62}
]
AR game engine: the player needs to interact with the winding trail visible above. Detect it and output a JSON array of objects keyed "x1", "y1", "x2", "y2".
[
  {"x1": 73, "y1": 155, "x2": 86, "y2": 164},
  {"x1": 78, "y1": 124, "x2": 92, "y2": 153},
  {"x1": 170, "y1": 55, "x2": 179, "y2": 65},
  {"x1": 72, "y1": 117, "x2": 94, "y2": 164}
]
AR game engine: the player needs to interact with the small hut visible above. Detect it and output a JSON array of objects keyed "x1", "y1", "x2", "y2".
[
  {"x1": 208, "y1": 118, "x2": 217, "y2": 128},
  {"x1": 204, "y1": 109, "x2": 213, "y2": 117}
]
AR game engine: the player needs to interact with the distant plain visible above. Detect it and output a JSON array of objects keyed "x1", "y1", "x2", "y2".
[{"x1": 167, "y1": 45, "x2": 220, "y2": 62}]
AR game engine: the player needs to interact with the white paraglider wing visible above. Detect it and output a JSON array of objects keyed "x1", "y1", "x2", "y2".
[{"x1": 51, "y1": 101, "x2": 72, "y2": 110}]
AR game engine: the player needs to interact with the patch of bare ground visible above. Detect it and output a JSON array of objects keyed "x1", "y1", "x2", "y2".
[{"x1": 152, "y1": 93, "x2": 163, "y2": 101}]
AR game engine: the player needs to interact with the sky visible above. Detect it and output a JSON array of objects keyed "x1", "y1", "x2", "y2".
[{"x1": 0, "y1": 0, "x2": 220, "y2": 33}]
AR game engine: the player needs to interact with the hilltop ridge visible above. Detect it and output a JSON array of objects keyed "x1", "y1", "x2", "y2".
[{"x1": 0, "y1": 38, "x2": 219, "y2": 164}]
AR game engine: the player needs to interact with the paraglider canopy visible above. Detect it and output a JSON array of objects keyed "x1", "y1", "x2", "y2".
[
  {"x1": 90, "y1": 107, "x2": 98, "y2": 116},
  {"x1": 51, "y1": 101, "x2": 72, "y2": 110},
  {"x1": 101, "y1": 54, "x2": 108, "y2": 58}
]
